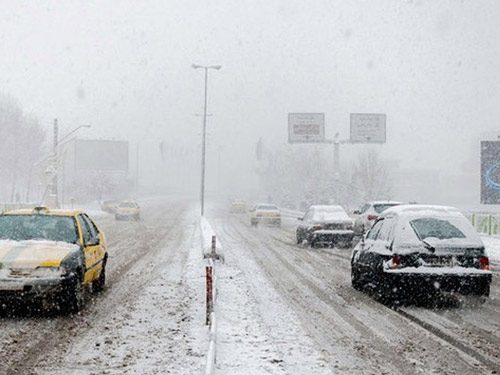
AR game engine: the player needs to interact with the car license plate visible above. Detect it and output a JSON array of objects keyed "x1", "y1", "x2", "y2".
[
  {"x1": 0, "y1": 281, "x2": 24, "y2": 291},
  {"x1": 426, "y1": 257, "x2": 452, "y2": 267}
]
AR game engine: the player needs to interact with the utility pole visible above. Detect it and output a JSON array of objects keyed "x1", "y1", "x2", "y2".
[
  {"x1": 52, "y1": 118, "x2": 59, "y2": 207},
  {"x1": 192, "y1": 64, "x2": 221, "y2": 216}
]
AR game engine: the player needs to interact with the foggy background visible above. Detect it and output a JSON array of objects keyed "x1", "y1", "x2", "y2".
[{"x1": 1, "y1": 0, "x2": 499, "y2": 207}]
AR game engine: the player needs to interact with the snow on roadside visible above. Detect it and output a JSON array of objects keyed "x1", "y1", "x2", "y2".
[
  {"x1": 208, "y1": 218, "x2": 332, "y2": 375},
  {"x1": 480, "y1": 235, "x2": 500, "y2": 263}
]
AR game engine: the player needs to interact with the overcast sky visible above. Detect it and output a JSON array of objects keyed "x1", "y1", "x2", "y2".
[{"x1": 1, "y1": 0, "x2": 499, "y2": 191}]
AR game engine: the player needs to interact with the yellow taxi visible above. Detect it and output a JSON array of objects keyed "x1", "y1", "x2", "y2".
[
  {"x1": 0, "y1": 206, "x2": 107, "y2": 313},
  {"x1": 114, "y1": 200, "x2": 141, "y2": 221}
]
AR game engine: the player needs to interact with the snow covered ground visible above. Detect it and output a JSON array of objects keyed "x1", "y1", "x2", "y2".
[{"x1": 201, "y1": 216, "x2": 331, "y2": 375}]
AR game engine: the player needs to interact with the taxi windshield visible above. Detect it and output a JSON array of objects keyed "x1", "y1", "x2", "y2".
[{"x1": 0, "y1": 215, "x2": 78, "y2": 244}]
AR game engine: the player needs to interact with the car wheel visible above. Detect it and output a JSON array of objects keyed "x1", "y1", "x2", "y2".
[
  {"x1": 351, "y1": 264, "x2": 363, "y2": 290},
  {"x1": 92, "y1": 261, "x2": 106, "y2": 293},
  {"x1": 62, "y1": 272, "x2": 84, "y2": 313},
  {"x1": 310, "y1": 239, "x2": 319, "y2": 248}
]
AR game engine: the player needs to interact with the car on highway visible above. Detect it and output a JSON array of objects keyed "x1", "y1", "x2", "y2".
[
  {"x1": 0, "y1": 206, "x2": 108, "y2": 313},
  {"x1": 115, "y1": 200, "x2": 141, "y2": 221},
  {"x1": 296, "y1": 205, "x2": 355, "y2": 248},
  {"x1": 250, "y1": 203, "x2": 281, "y2": 226},
  {"x1": 101, "y1": 200, "x2": 119, "y2": 214},
  {"x1": 353, "y1": 201, "x2": 402, "y2": 234},
  {"x1": 350, "y1": 205, "x2": 492, "y2": 302},
  {"x1": 229, "y1": 199, "x2": 247, "y2": 213}
]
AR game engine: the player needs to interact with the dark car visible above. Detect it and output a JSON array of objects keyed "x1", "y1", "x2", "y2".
[
  {"x1": 351, "y1": 205, "x2": 492, "y2": 302},
  {"x1": 296, "y1": 205, "x2": 354, "y2": 248}
]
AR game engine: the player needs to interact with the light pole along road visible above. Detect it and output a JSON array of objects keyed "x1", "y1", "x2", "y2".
[
  {"x1": 50, "y1": 120, "x2": 91, "y2": 207},
  {"x1": 192, "y1": 64, "x2": 221, "y2": 216}
]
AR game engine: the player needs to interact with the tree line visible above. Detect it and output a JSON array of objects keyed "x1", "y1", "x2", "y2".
[{"x1": 0, "y1": 95, "x2": 46, "y2": 203}]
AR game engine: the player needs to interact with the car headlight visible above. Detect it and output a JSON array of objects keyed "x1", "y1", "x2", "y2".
[{"x1": 30, "y1": 266, "x2": 67, "y2": 278}]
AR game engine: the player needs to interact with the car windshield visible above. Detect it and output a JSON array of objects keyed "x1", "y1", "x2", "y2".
[
  {"x1": 0, "y1": 215, "x2": 78, "y2": 243},
  {"x1": 373, "y1": 204, "x2": 399, "y2": 214},
  {"x1": 410, "y1": 217, "x2": 466, "y2": 241}
]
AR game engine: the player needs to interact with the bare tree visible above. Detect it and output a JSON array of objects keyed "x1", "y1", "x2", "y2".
[
  {"x1": 0, "y1": 95, "x2": 46, "y2": 202},
  {"x1": 351, "y1": 149, "x2": 392, "y2": 202}
]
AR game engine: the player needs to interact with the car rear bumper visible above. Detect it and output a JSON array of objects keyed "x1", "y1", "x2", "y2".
[
  {"x1": 311, "y1": 230, "x2": 354, "y2": 244},
  {"x1": 383, "y1": 269, "x2": 492, "y2": 295},
  {"x1": 254, "y1": 217, "x2": 281, "y2": 224}
]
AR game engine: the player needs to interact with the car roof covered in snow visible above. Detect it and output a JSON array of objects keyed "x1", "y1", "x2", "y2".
[
  {"x1": 380, "y1": 204, "x2": 462, "y2": 218},
  {"x1": 309, "y1": 205, "x2": 345, "y2": 211},
  {"x1": 1, "y1": 207, "x2": 82, "y2": 217},
  {"x1": 368, "y1": 200, "x2": 403, "y2": 205},
  {"x1": 308, "y1": 205, "x2": 351, "y2": 221}
]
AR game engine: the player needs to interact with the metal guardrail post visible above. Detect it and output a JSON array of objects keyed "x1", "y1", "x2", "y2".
[{"x1": 206, "y1": 265, "x2": 213, "y2": 325}]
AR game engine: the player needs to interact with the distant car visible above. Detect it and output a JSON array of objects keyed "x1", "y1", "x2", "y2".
[
  {"x1": 115, "y1": 201, "x2": 141, "y2": 221},
  {"x1": 229, "y1": 200, "x2": 247, "y2": 213},
  {"x1": 296, "y1": 205, "x2": 354, "y2": 248},
  {"x1": 351, "y1": 205, "x2": 492, "y2": 301},
  {"x1": 250, "y1": 204, "x2": 281, "y2": 226},
  {"x1": 101, "y1": 200, "x2": 119, "y2": 214},
  {"x1": 353, "y1": 201, "x2": 402, "y2": 234},
  {"x1": 0, "y1": 206, "x2": 108, "y2": 313}
]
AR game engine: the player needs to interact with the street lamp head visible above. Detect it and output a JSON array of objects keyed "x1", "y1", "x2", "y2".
[{"x1": 192, "y1": 64, "x2": 221, "y2": 70}]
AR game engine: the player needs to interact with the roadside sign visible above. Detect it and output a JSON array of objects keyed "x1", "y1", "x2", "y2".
[
  {"x1": 288, "y1": 113, "x2": 325, "y2": 143},
  {"x1": 350, "y1": 113, "x2": 386, "y2": 143},
  {"x1": 481, "y1": 141, "x2": 500, "y2": 204}
]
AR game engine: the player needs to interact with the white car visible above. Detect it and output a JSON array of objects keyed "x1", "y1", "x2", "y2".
[
  {"x1": 296, "y1": 205, "x2": 354, "y2": 248},
  {"x1": 353, "y1": 201, "x2": 402, "y2": 234},
  {"x1": 250, "y1": 204, "x2": 281, "y2": 227},
  {"x1": 351, "y1": 205, "x2": 492, "y2": 301}
]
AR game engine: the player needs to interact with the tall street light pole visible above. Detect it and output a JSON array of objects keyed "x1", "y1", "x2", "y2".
[
  {"x1": 51, "y1": 121, "x2": 91, "y2": 207},
  {"x1": 192, "y1": 64, "x2": 221, "y2": 216}
]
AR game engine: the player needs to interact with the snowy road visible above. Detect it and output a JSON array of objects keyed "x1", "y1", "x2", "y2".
[
  {"x1": 209, "y1": 207, "x2": 500, "y2": 374},
  {"x1": 0, "y1": 199, "x2": 498, "y2": 374},
  {"x1": 0, "y1": 198, "x2": 207, "y2": 375}
]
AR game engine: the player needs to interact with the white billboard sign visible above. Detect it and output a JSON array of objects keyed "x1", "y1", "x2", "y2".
[
  {"x1": 288, "y1": 113, "x2": 325, "y2": 143},
  {"x1": 74, "y1": 139, "x2": 129, "y2": 171},
  {"x1": 350, "y1": 113, "x2": 386, "y2": 143}
]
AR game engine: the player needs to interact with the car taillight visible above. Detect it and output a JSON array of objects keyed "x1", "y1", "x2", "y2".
[
  {"x1": 391, "y1": 254, "x2": 401, "y2": 269},
  {"x1": 479, "y1": 256, "x2": 490, "y2": 271},
  {"x1": 367, "y1": 214, "x2": 378, "y2": 221}
]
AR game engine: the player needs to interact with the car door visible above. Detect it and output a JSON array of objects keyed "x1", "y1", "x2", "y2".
[
  {"x1": 356, "y1": 218, "x2": 385, "y2": 274},
  {"x1": 83, "y1": 214, "x2": 106, "y2": 277},
  {"x1": 77, "y1": 214, "x2": 99, "y2": 284}
]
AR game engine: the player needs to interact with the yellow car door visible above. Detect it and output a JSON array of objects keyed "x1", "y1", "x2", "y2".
[
  {"x1": 82, "y1": 214, "x2": 106, "y2": 276},
  {"x1": 76, "y1": 214, "x2": 100, "y2": 284}
]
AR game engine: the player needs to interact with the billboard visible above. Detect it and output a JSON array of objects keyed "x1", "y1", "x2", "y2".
[
  {"x1": 481, "y1": 141, "x2": 500, "y2": 204},
  {"x1": 350, "y1": 113, "x2": 386, "y2": 143},
  {"x1": 74, "y1": 139, "x2": 129, "y2": 172},
  {"x1": 288, "y1": 113, "x2": 325, "y2": 143}
]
